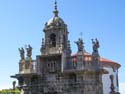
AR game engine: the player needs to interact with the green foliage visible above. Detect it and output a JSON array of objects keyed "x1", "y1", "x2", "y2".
[{"x1": 0, "y1": 88, "x2": 20, "y2": 94}]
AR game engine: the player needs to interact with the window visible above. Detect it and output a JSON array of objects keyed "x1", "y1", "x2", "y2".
[{"x1": 49, "y1": 33, "x2": 56, "y2": 47}]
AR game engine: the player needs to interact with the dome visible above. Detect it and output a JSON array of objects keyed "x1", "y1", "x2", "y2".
[
  {"x1": 44, "y1": 15, "x2": 67, "y2": 31},
  {"x1": 43, "y1": 1, "x2": 67, "y2": 31},
  {"x1": 47, "y1": 16, "x2": 65, "y2": 26}
]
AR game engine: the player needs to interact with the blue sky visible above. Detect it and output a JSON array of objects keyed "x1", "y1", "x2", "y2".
[{"x1": 0, "y1": 0, "x2": 125, "y2": 93}]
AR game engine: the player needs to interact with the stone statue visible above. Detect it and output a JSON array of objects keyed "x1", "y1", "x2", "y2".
[
  {"x1": 92, "y1": 38, "x2": 100, "y2": 52},
  {"x1": 91, "y1": 38, "x2": 100, "y2": 66},
  {"x1": 26, "y1": 45, "x2": 32, "y2": 58},
  {"x1": 75, "y1": 38, "x2": 84, "y2": 52},
  {"x1": 18, "y1": 47, "x2": 25, "y2": 60}
]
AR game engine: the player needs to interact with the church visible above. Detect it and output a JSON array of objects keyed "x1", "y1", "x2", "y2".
[{"x1": 11, "y1": 1, "x2": 121, "y2": 94}]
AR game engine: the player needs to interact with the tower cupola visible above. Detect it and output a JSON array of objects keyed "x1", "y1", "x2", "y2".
[
  {"x1": 41, "y1": 0, "x2": 69, "y2": 55},
  {"x1": 44, "y1": 0, "x2": 67, "y2": 31}
]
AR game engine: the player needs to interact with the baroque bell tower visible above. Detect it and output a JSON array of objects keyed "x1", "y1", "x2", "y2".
[
  {"x1": 11, "y1": 1, "x2": 107, "y2": 94},
  {"x1": 40, "y1": 1, "x2": 71, "y2": 56},
  {"x1": 37, "y1": 0, "x2": 72, "y2": 75}
]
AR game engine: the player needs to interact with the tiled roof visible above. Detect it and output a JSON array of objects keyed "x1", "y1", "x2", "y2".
[{"x1": 72, "y1": 52, "x2": 121, "y2": 68}]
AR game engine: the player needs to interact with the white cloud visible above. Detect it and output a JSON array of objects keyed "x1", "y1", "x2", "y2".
[{"x1": 119, "y1": 82, "x2": 125, "y2": 94}]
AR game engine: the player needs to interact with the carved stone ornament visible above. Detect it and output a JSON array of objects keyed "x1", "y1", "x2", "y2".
[
  {"x1": 18, "y1": 47, "x2": 25, "y2": 60},
  {"x1": 75, "y1": 38, "x2": 84, "y2": 52},
  {"x1": 26, "y1": 45, "x2": 32, "y2": 58}
]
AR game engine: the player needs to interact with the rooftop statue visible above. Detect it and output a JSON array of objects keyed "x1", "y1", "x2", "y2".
[
  {"x1": 75, "y1": 38, "x2": 84, "y2": 52},
  {"x1": 26, "y1": 45, "x2": 32, "y2": 58},
  {"x1": 92, "y1": 38, "x2": 100, "y2": 52},
  {"x1": 18, "y1": 47, "x2": 25, "y2": 60}
]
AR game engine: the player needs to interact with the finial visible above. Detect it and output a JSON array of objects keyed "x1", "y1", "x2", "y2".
[{"x1": 53, "y1": 0, "x2": 58, "y2": 17}]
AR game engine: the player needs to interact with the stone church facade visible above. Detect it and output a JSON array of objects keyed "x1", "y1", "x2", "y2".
[{"x1": 11, "y1": 1, "x2": 120, "y2": 94}]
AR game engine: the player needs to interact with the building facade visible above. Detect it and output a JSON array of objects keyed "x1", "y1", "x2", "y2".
[{"x1": 11, "y1": 1, "x2": 120, "y2": 94}]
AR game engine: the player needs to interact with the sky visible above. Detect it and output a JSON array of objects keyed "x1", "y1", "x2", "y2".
[{"x1": 0, "y1": 0, "x2": 125, "y2": 93}]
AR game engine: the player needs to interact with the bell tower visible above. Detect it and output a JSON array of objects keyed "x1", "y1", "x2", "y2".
[
  {"x1": 38, "y1": 1, "x2": 71, "y2": 74},
  {"x1": 40, "y1": 1, "x2": 70, "y2": 56}
]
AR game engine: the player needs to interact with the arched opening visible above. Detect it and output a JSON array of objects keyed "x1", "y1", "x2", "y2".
[{"x1": 49, "y1": 33, "x2": 56, "y2": 47}]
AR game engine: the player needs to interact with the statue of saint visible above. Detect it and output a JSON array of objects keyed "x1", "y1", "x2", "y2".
[
  {"x1": 18, "y1": 47, "x2": 25, "y2": 60},
  {"x1": 92, "y1": 38, "x2": 100, "y2": 52},
  {"x1": 75, "y1": 38, "x2": 84, "y2": 52},
  {"x1": 26, "y1": 45, "x2": 32, "y2": 57}
]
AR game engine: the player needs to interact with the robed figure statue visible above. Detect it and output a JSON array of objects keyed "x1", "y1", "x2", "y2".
[
  {"x1": 26, "y1": 45, "x2": 32, "y2": 58},
  {"x1": 18, "y1": 47, "x2": 25, "y2": 60},
  {"x1": 75, "y1": 38, "x2": 84, "y2": 52}
]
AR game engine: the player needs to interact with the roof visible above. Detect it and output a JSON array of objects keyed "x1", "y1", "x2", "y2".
[
  {"x1": 46, "y1": 16, "x2": 65, "y2": 26},
  {"x1": 72, "y1": 52, "x2": 121, "y2": 68},
  {"x1": 44, "y1": 0, "x2": 66, "y2": 30}
]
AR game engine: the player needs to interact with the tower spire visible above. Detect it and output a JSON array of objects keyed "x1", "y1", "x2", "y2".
[{"x1": 53, "y1": 0, "x2": 58, "y2": 17}]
